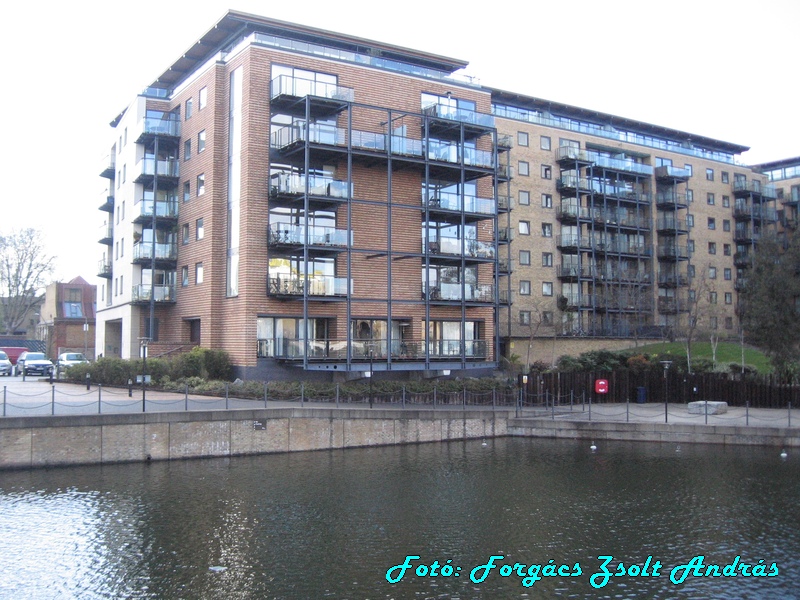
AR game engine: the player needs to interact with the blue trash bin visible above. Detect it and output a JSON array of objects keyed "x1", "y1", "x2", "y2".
[{"x1": 636, "y1": 387, "x2": 647, "y2": 404}]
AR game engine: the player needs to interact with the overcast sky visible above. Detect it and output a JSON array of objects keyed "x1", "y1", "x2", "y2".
[{"x1": 1, "y1": 0, "x2": 797, "y2": 284}]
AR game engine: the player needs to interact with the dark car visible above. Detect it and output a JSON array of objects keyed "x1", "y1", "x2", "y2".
[{"x1": 14, "y1": 352, "x2": 54, "y2": 377}]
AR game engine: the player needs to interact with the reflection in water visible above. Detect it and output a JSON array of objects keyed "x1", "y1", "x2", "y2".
[{"x1": 0, "y1": 439, "x2": 798, "y2": 599}]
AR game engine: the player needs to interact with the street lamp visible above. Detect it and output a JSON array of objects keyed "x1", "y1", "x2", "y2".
[
  {"x1": 660, "y1": 360, "x2": 672, "y2": 423},
  {"x1": 367, "y1": 341, "x2": 375, "y2": 409},
  {"x1": 140, "y1": 338, "x2": 150, "y2": 412}
]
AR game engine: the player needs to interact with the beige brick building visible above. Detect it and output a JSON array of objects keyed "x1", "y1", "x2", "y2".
[{"x1": 95, "y1": 10, "x2": 792, "y2": 378}]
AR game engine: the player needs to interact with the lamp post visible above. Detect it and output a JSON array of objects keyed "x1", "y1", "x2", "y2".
[
  {"x1": 83, "y1": 318, "x2": 89, "y2": 357},
  {"x1": 367, "y1": 341, "x2": 375, "y2": 409},
  {"x1": 660, "y1": 360, "x2": 672, "y2": 423},
  {"x1": 140, "y1": 338, "x2": 149, "y2": 412}
]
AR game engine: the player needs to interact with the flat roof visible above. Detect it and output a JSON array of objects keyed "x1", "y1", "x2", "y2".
[
  {"x1": 751, "y1": 156, "x2": 800, "y2": 170},
  {"x1": 491, "y1": 88, "x2": 750, "y2": 156},
  {"x1": 147, "y1": 10, "x2": 469, "y2": 91}
]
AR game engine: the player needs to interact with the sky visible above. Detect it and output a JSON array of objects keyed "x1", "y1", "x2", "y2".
[{"x1": 1, "y1": 0, "x2": 797, "y2": 285}]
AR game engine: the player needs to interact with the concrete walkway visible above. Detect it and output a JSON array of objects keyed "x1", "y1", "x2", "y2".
[{"x1": 1, "y1": 376, "x2": 796, "y2": 429}]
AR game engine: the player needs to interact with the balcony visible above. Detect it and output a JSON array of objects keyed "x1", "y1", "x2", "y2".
[
  {"x1": 268, "y1": 275, "x2": 351, "y2": 298},
  {"x1": 423, "y1": 237, "x2": 495, "y2": 260},
  {"x1": 657, "y1": 245, "x2": 689, "y2": 260},
  {"x1": 658, "y1": 296, "x2": 687, "y2": 314},
  {"x1": 657, "y1": 272, "x2": 689, "y2": 288},
  {"x1": 733, "y1": 252, "x2": 752, "y2": 268},
  {"x1": 557, "y1": 265, "x2": 596, "y2": 280},
  {"x1": 134, "y1": 158, "x2": 179, "y2": 185},
  {"x1": 268, "y1": 224, "x2": 351, "y2": 250},
  {"x1": 734, "y1": 228, "x2": 760, "y2": 243},
  {"x1": 556, "y1": 234, "x2": 582, "y2": 251},
  {"x1": 733, "y1": 179, "x2": 778, "y2": 199},
  {"x1": 495, "y1": 228, "x2": 514, "y2": 244},
  {"x1": 425, "y1": 191, "x2": 496, "y2": 216},
  {"x1": 98, "y1": 223, "x2": 113, "y2": 245},
  {"x1": 270, "y1": 75, "x2": 353, "y2": 116},
  {"x1": 98, "y1": 192, "x2": 114, "y2": 213},
  {"x1": 734, "y1": 277, "x2": 748, "y2": 291},
  {"x1": 131, "y1": 284, "x2": 176, "y2": 304},
  {"x1": 495, "y1": 164, "x2": 514, "y2": 181},
  {"x1": 497, "y1": 195, "x2": 514, "y2": 212},
  {"x1": 733, "y1": 201, "x2": 778, "y2": 222},
  {"x1": 497, "y1": 257, "x2": 512, "y2": 274},
  {"x1": 135, "y1": 112, "x2": 181, "y2": 143},
  {"x1": 423, "y1": 282, "x2": 495, "y2": 303},
  {"x1": 655, "y1": 192, "x2": 689, "y2": 209},
  {"x1": 422, "y1": 102, "x2": 494, "y2": 129},
  {"x1": 269, "y1": 172, "x2": 352, "y2": 206},
  {"x1": 656, "y1": 217, "x2": 689, "y2": 234},
  {"x1": 100, "y1": 155, "x2": 115, "y2": 180},
  {"x1": 496, "y1": 134, "x2": 513, "y2": 151},
  {"x1": 655, "y1": 165, "x2": 691, "y2": 181},
  {"x1": 133, "y1": 198, "x2": 179, "y2": 224},
  {"x1": 132, "y1": 242, "x2": 178, "y2": 265},
  {"x1": 97, "y1": 259, "x2": 112, "y2": 279},
  {"x1": 427, "y1": 339, "x2": 488, "y2": 359},
  {"x1": 257, "y1": 337, "x2": 488, "y2": 362},
  {"x1": 556, "y1": 147, "x2": 653, "y2": 175}
]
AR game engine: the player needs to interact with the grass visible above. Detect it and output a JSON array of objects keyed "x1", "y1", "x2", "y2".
[{"x1": 624, "y1": 341, "x2": 772, "y2": 374}]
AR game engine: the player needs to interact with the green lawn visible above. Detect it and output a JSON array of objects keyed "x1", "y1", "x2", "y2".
[{"x1": 624, "y1": 341, "x2": 772, "y2": 373}]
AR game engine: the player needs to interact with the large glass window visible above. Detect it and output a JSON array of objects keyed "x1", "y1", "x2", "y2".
[{"x1": 257, "y1": 317, "x2": 330, "y2": 358}]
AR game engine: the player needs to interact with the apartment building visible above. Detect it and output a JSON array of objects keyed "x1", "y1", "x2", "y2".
[
  {"x1": 96, "y1": 10, "x2": 789, "y2": 377},
  {"x1": 96, "y1": 11, "x2": 508, "y2": 379}
]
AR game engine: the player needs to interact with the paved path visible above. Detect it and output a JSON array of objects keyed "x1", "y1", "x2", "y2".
[{"x1": 0, "y1": 376, "x2": 796, "y2": 429}]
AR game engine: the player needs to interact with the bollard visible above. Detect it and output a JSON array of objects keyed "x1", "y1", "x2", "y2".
[
  {"x1": 746, "y1": 401, "x2": 749, "y2": 427},
  {"x1": 402, "y1": 385, "x2": 406, "y2": 409},
  {"x1": 789, "y1": 402, "x2": 792, "y2": 428},
  {"x1": 336, "y1": 383, "x2": 340, "y2": 408},
  {"x1": 301, "y1": 382, "x2": 305, "y2": 405},
  {"x1": 2, "y1": 386, "x2": 5, "y2": 417},
  {"x1": 551, "y1": 397, "x2": 555, "y2": 420},
  {"x1": 98, "y1": 384, "x2": 102, "y2": 414},
  {"x1": 463, "y1": 386, "x2": 467, "y2": 411},
  {"x1": 49, "y1": 369, "x2": 53, "y2": 385},
  {"x1": 626, "y1": 394, "x2": 629, "y2": 423},
  {"x1": 492, "y1": 387, "x2": 496, "y2": 411},
  {"x1": 264, "y1": 382, "x2": 268, "y2": 409},
  {"x1": 51, "y1": 385, "x2": 55, "y2": 415},
  {"x1": 433, "y1": 385, "x2": 437, "y2": 410},
  {"x1": 86, "y1": 372, "x2": 91, "y2": 391},
  {"x1": 588, "y1": 394, "x2": 592, "y2": 421},
  {"x1": 128, "y1": 378, "x2": 133, "y2": 398},
  {"x1": 225, "y1": 383, "x2": 229, "y2": 410},
  {"x1": 185, "y1": 384, "x2": 189, "y2": 411}
]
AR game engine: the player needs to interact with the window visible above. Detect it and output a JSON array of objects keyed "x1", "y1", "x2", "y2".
[
  {"x1": 723, "y1": 244, "x2": 731, "y2": 256},
  {"x1": 518, "y1": 161, "x2": 530, "y2": 176},
  {"x1": 520, "y1": 280, "x2": 531, "y2": 295},
  {"x1": 709, "y1": 291, "x2": 718, "y2": 304},
  {"x1": 688, "y1": 265, "x2": 696, "y2": 278},
  {"x1": 185, "y1": 98, "x2": 193, "y2": 119},
  {"x1": 183, "y1": 181, "x2": 191, "y2": 202},
  {"x1": 725, "y1": 316, "x2": 733, "y2": 330},
  {"x1": 197, "y1": 173, "x2": 205, "y2": 196},
  {"x1": 196, "y1": 218, "x2": 204, "y2": 240},
  {"x1": 686, "y1": 189, "x2": 694, "y2": 203},
  {"x1": 710, "y1": 317, "x2": 718, "y2": 330},
  {"x1": 725, "y1": 292, "x2": 733, "y2": 304},
  {"x1": 199, "y1": 86, "x2": 207, "y2": 109},
  {"x1": 708, "y1": 242, "x2": 716, "y2": 254},
  {"x1": 519, "y1": 311, "x2": 531, "y2": 325},
  {"x1": 197, "y1": 130, "x2": 206, "y2": 153},
  {"x1": 517, "y1": 132, "x2": 529, "y2": 147},
  {"x1": 541, "y1": 194, "x2": 552, "y2": 208},
  {"x1": 724, "y1": 268, "x2": 732, "y2": 280},
  {"x1": 684, "y1": 164, "x2": 693, "y2": 176},
  {"x1": 688, "y1": 240, "x2": 695, "y2": 254},
  {"x1": 182, "y1": 223, "x2": 190, "y2": 245},
  {"x1": 721, "y1": 171, "x2": 729, "y2": 184},
  {"x1": 542, "y1": 252, "x2": 553, "y2": 267},
  {"x1": 518, "y1": 221, "x2": 530, "y2": 235},
  {"x1": 518, "y1": 190, "x2": 530, "y2": 205},
  {"x1": 540, "y1": 136, "x2": 551, "y2": 150},
  {"x1": 709, "y1": 267, "x2": 717, "y2": 279},
  {"x1": 541, "y1": 223, "x2": 553, "y2": 237},
  {"x1": 723, "y1": 219, "x2": 731, "y2": 232},
  {"x1": 708, "y1": 217, "x2": 716, "y2": 230},
  {"x1": 707, "y1": 193, "x2": 715, "y2": 205},
  {"x1": 542, "y1": 311, "x2": 554, "y2": 325},
  {"x1": 184, "y1": 139, "x2": 191, "y2": 160},
  {"x1": 689, "y1": 289, "x2": 696, "y2": 301},
  {"x1": 181, "y1": 266, "x2": 189, "y2": 286},
  {"x1": 196, "y1": 262, "x2": 204, "y2": 284},
  {"x1": 519, "y1": 250, "x2": 531, "y2": 265},
  {"x1": 722, "y1": 195, "x2": 730, "y2": 208},
  {"x1": 542, "y1": 282, "x2": 553, "y2": 296},
  {"x1": 687, "y1": 214, "x2": 694, "y2": 228},
  {"x1": 541, "y1": 165, "x2": 552, "y2": 179},
  {"x1": 706, "y1": 168, "x2": 714, "y2": 181}
]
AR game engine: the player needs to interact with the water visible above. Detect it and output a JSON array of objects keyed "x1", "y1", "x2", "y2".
[{"x1": 0, "y1": 438, "x2": 798, "y2": 599}]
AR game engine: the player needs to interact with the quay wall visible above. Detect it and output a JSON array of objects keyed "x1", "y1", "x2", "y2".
[{"x1": 2, "y1": 410, "x2": 800, "y2": 470}]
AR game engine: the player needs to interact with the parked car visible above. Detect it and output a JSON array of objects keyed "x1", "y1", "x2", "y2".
[
  {"x1": 0, "y1": 351, "x2": 11, "y2": 376},
  {"x1": 14, "y1": 352, "x2": 54, "y2": 377},
  {"x1": 57, "y1": 352, "x2": 90, "y2": 373}
]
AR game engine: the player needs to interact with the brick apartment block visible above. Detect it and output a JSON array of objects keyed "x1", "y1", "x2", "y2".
[{"x1": 96, "y1": 10, "x2": 800, "y2": 378}]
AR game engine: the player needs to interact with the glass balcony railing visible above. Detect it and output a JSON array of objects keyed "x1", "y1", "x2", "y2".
[
  {"x1": 270, "y1": 172, "x2": 352, "y2": 199},
  {"x1": 424, "y1": 237, "x2": 495, "y2": 259},
  {"x1": 268, "y1": 224, "x2": 351, "y2": 247},
  {"x1": 268, "y1": 275, "x2": 351, "y2": 297},
  {"x1": 655, "y1": 192, "x2": 690, "y2": 208},
  {"x1": 131, "y1": 284, "x2": 176, "y2": 303},
  {"x1": 656, "y1": 217, "x2": 688, "y2": 231},
  {"x1": 137, "y1": 113, "x2": 181, "y2": 138},
  {"x1": 656, "y1": 245, "x2": 690, "y2": 259},
  {"x1": 423, "y1": 282, "x2": 495, "y2": 302},
  {"x1": 98, "y1": 223, "x2": 113, "y2": 243},
  {"x1": 733, "y1": 180, "x2": 778, "y2": 198},
  {"x1": 270, "y1": 75, "x2": 354, "y2": 102},
  {"x1": 137, "y1": 198, "x2": 179, "y2": 220},
  {"x1": 133, "y1": 242, "x2": 177, "y2": 261},
  {"x1": 558, "y1": 175, "x2": 647, "y2": 200},
  {"x1": 555, "y1": 147, "x2": 652, "y2": 175},
  {"x1": 97, "y1": 260, "x2": 112, "y2": 277},
  {"x1": 421, "y1": 102, "x2": 494, "y2": 128},
  {"x1": 655, "y1": 165, "x2": 692, "y2": 180},
  {"x1": 733, "y1": 201, "x2": 778, "y2": 221},
  {"x1": 136, "y1": 158, "x2": 179, "y2": 179},
  {"x1": 426, "y1": 192, "x2": 496, "y2": 214},
  {"x1": 256, "y1": 337, "x2": 488, "y2": 361}
]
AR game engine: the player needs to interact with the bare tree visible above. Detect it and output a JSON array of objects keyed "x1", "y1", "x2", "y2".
[
  {"x1": 683, "y1": 271, "x2": 714, "y2": 373},
  {"x1": 0, "y1": 229, "x2": 55, "y2": 334}
]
